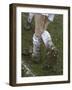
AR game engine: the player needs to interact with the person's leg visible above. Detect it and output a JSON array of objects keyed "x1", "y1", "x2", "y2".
[
  {"x1": 41, "y1": 30, "x2": 54, "y2": 49},
  {"x1": 32, "y1": 33, "x2": 41, "y2": 63},
  {"x1": 41, "y1": 15, "x2": 57, "y2": 51},
  {"x1": 32, "y1": 34, "x2": 41, "y2": 57},
  {"x1": 41, "y1": 30, "x2": 58, "y2": 69},
  {"x1": 41, "y1": 16, "x2": 58, "y2": 69},
  {"x1": 32, "y1": 14, "x2": 45, "y2": 61}
]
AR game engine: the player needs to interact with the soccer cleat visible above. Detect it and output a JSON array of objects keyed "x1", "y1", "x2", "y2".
[
  {"x1": 46, "y1": 47, "x2": 58, "y2": 65},
  {"x1": 42, "y1": 47, "x2": 58, "y2": 70}
]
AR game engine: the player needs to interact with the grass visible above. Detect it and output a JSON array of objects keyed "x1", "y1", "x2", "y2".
[{"x1": 21, "y1": 13, "x2": 63, "y2": 77}]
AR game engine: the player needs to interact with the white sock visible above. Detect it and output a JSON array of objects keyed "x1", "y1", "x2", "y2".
[
  {"x1": 41, "y1": 30, "x2": 54, "y2": 48},
  {"x1": 32, "y1": 33, "x2": 41, "y2": 55}
]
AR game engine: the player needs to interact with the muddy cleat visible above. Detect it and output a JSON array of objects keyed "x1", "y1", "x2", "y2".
[
  {"x1": 47, "y1": 46, "x2": 58, "y2": 56},
  {"x1": 42, "y1": 47, "x2": 58, "y2": 70},
  {"x1": 46, "y1": 47, "x2": 58, "y2": 65}
]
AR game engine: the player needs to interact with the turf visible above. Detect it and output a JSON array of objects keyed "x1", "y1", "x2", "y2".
[{"x1": 21, "y1": 13, "x2": 63, "y2": 77}]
